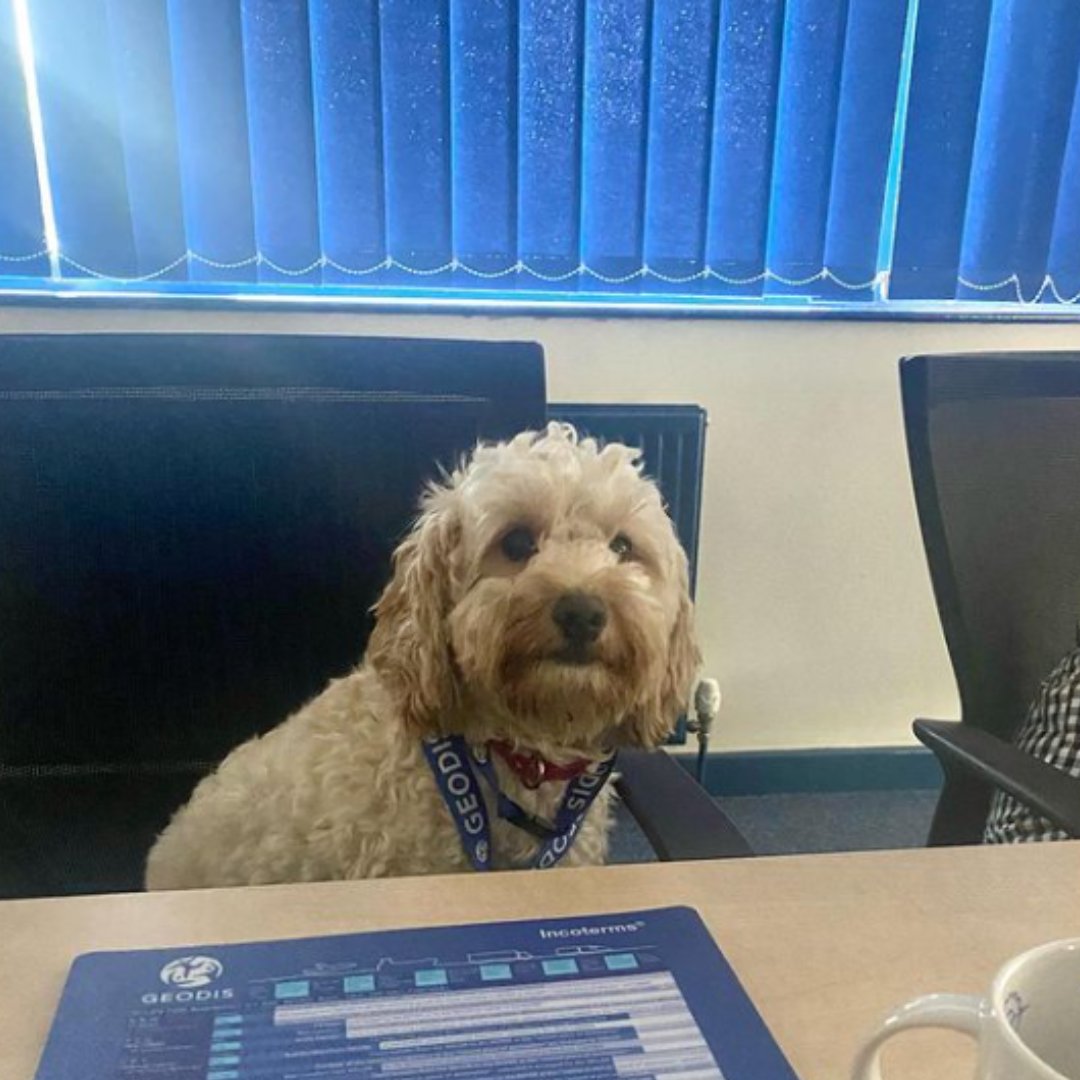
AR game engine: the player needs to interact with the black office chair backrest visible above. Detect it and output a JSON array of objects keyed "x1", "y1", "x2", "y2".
[
  {"x1": 0, "y1": 334, "x2": 544, "y2": 896},
  {"x1": 902, "y1": 353, "x2": 1080, "y2": 745}
]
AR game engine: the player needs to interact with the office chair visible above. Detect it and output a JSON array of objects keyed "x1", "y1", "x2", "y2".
[
  {"x1": 902, "y1": 353, "x2": 1080, "y2": 845},
  {"x1": 0, "y1": 333, "x2": 748, "y2": 898}
]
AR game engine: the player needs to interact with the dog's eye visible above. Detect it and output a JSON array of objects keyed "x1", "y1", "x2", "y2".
[
  {"x1": 500, "y1": 526, "x2": 538, "y2": 563},
  {"x1": 610, "y1": 533, "x2": 633, "y2": 560}
]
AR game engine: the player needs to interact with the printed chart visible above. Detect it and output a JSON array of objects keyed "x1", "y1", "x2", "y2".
[{"x1": 35, "y1": 907, "x2": 798, "y2": 1079}]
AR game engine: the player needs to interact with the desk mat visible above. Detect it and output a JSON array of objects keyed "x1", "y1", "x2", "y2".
[{"x1": 35, "y1": 905, "x2": 798, "y2": 1079}]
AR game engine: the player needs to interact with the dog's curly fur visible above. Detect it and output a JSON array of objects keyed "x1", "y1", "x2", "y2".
[{"x1": 145, "y1": 423, "x2": 699, "y2": 890}]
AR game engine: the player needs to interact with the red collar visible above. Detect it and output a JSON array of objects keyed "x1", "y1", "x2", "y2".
[{"x1": 489, "y1": 741, "x2": 593, "y2": 789}]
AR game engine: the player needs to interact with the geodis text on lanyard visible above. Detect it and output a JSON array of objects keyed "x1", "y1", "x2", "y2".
[{"x1": 423, "y1": 736, "x2": 617, "y2": 871}]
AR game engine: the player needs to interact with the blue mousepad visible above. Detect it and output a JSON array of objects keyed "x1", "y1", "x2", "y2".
[{"x1": 34, "y1": 905, "x2": 799, "y2": 1079}]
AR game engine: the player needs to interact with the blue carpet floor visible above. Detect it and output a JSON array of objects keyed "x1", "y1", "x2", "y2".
[{"x1": 608, "y1": 788, "x2": 940, "y2": 863}]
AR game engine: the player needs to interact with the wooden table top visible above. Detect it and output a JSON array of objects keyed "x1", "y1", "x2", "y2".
[{"x1": 4, "y1": 841, "x2": 1079, "y2": 1080}]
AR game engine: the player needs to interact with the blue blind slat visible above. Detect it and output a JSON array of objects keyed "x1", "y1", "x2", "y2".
[
  {"x1": 822, "y1": 0, "x2": 907, "y2": 299},
  {"x1": 1047, "y1": 74, "x2": 1080, "y2": 304},
  {"x1": 379, "y1": 0, "x2": 452, "y2": 278},
  {"x1": 0, "y1": 1, "x2": 48, "y2": 279},
  {"x1": 957, "y1": 0, "x2": 1080, "y2": 303},
  {"x1": 642, "y1": 0, "x2": 718, "y2": 289},
  {"x1": 581, "y1": 0, "x2": 651, "y2": 287},
  {"x1": 240, "y1": 0, "x2": 321, "y2": 284},
  {"x1": 450, "y1": 0, "x2": 516, "y2": 279},
  {"x1": 308, "y1": 0, "x2": 385, "y2": 283},
  {"x1": 30, "y1": 0, "x2": 137, "y2": 279},
  {"x1": 765, "y1": 0, "x2": 850, "y2": 298},
  {"x1": 167, "y1": 0, "x2": 256, "y2": 282},
  {"x1": 517, "y1": 0, "x2": 583, "y2": 284},
  {"x1": 105, "y1": 0, "x2": 186, "y2": 282},
  {"x1": 705, "y1": 0, "x2": 785, "y2": 297},
  {"x1": 890, "y1": 0, "x2": 994, "y2": 300}
]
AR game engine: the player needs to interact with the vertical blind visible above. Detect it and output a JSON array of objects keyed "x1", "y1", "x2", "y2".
[{"x1": 1, "y1": 0, "x2": 1078, "y2": 307}]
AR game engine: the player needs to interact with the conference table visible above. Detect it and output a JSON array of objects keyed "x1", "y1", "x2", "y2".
[{"x1": 3, "y1": 841, "x2": 1079, "y2": 1079}]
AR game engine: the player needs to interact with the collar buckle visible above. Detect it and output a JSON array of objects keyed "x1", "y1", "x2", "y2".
[{"x1": 522, "y1": 756, "x2": 545, "y2": 789}]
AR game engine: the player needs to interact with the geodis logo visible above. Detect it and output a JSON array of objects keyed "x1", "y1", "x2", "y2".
[
  {"x1": 160, "y1": 955, "x2": 224, "y2": 988},
  {"x1": 142, "y1": 955, "x2": 234, "y2": 1005}
]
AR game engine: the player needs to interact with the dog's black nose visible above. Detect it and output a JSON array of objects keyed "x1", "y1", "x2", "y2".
[{"x1": 552, "y1": 592, "x2": 607, "y2": 645}]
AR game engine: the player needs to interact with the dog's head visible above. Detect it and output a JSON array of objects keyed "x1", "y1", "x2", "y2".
[{"x1": 367, "y1": 423, "x2": 700, "y2": 755}]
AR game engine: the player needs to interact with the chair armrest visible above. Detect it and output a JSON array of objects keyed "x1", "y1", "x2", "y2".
[
  {"x1": 914, "y1": 719, "x2": 1080, "y2": 837},
  {"x1": 614, "y1": 749, "x2": 753, "y2": 861}
]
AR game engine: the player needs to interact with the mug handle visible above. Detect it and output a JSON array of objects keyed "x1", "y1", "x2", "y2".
[{"x1": 851, "y1": 993, "x2": 983, "y2": 1080}]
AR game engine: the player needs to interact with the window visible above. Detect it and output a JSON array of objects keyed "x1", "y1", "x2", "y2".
[{"x1": 1, "y1": 0, "x2": 1078, "y2": 313}]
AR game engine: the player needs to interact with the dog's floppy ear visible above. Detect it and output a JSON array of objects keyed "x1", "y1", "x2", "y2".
[
  {"x1": 367, "y1": 494, "x2": 461, "y2": 736},
  {"x1": 626, "y1": 559, "x2": 701, "y2": 748},
  {"x1": 659, "y1": 587, "x2": 701, "y2": 729}
]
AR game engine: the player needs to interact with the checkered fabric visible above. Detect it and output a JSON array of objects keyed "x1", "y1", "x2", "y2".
[{"x1": 984, "y1": 645, "x2": 1080, "y2": 843}]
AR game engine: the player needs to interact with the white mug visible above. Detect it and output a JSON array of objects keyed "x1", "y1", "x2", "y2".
[{"x1": 852, "y1": 938, "x2": 1080, "y2": 1079}]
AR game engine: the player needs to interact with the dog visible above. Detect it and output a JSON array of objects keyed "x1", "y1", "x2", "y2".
[{"x1": 145, "y1": 423, "x2": 699, "y2": 889}]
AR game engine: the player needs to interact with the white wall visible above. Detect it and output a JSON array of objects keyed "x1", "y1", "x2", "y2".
[{"x1": 4, "y1": 303, "x2": 1080, "y2": 751}]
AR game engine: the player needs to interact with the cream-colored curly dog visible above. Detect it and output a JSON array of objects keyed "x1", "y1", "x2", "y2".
[{"x1": 146, "y1": 423, "x2": 699, "y2": 889}]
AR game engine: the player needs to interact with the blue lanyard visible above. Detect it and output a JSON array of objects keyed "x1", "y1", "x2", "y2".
[{"x1": 422, "y1": 736, "x2": 616, "y2": 871}]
